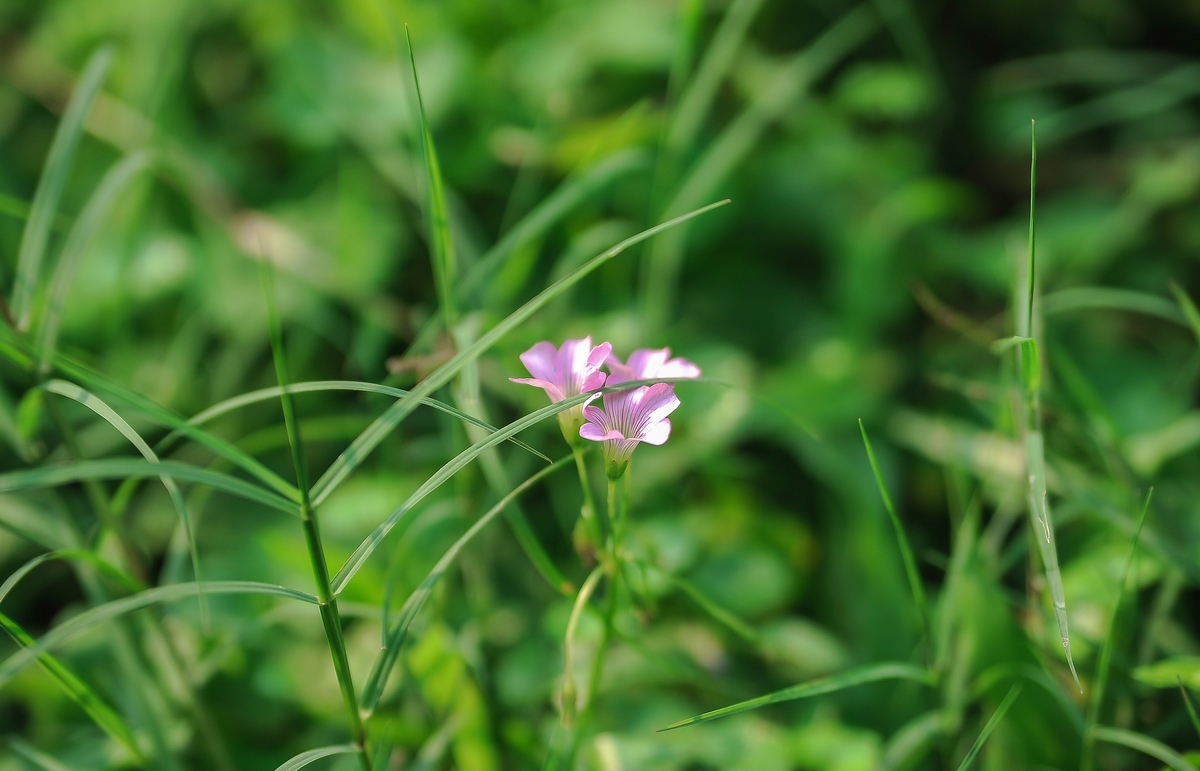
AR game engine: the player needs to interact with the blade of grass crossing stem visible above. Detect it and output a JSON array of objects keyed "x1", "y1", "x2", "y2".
[
  {"x1": 43, "y1": 380, "x2": 206, "y2": 621},
  {"x1": 330, "y1": 379, "x2": 667, "y2": 593},
  {"x1": 359, "y1": 456, "x2": 573, "y2": 714},
  {"x1": 309, "y1": 200, "x2": 729, "y2": 507},
  {"x1": 0, "y1": 612, "x2": 144, "y2": 761},
  {"x1": 11, "y1": 47, "x2": 113, "y2": 330},
  {"x1": 1093, "y1": 727, "x2": 1200, "y2": 771},
  {"x1": 406, "y1": 26, "x2": 456, "y2": 330},
  {"x1": 1180, "y1": 679, "x2": 1200, "y2": 740},
  {"x1": 1169, "y1": 281, "x2": 1200, "y2": 345},
  {"x1": 1083, "y1": 489, "x2": 1153, "y2": 771},
  {"x1": 659, "y1": 662, "x2": 934, "y2": 731},
  {"x1": 954, "y1": 685, "x2": 1023, "y2": 771},
  {"x1": 262, "y1": 265, "x2": 371, "y2": 771},
  {"x1": 36, "y1": 152, "x2": 153, "y2": 374},
  {"x1": 0, "y1": 458, "x2": 297, "y2": 515},
  {"x1": 0, "y1": 581, "x2": 317, "y2": 689},
  {"x1": 859, "y1": 420, "x2": 931, "y2": 648},
  {"x1": 273, "y1": 745, "x2": 359, "y2": 771},
  {"x1": 171, "y1": 381, "x2": 547, "y2": 462}
]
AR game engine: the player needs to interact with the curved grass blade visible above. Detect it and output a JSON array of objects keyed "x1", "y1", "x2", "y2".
[
  {"x1": 0, "y1": 580, "x2": 317, "y2": 690},
  {"x1": 172, "y1": 381, "x2": 547, "y2": 462},
  {"x1": 658, "y1": 662, "x2": 934, "y2": 731},
  {"x1": 43, "y1": 379, "x2": 206, "y2": 620},
  {"x1": 880, "y1": 710, "x2": 944, "y2": 771},
  {"x1": 971, "y1": 662, "x2": 1084, "y2": 733},
  {"x1": 0, "y1": 612, "x2": 144, "y2": 762},
  {"x1": 359, "y1": 455, "x2": 573, "y2": 714},
  {"x1": 1083, "y1": 489, "x2": 1153, "y2": 771},
  {"x1": 1180, "y1": 678, "x2": 1200, "y2": 740},
  {"x1": 12, "y1": 47, "x2": 113, "y2": 330},
  {"x1": 273, "y1": 744, "x2": 358, "y2": 771},
  {"x1": 1093, "y1": 726, "x2": 1200, "y2": 771},
  {"x1": 1041, "y1": 287, "x2": 1186, "y2": 326},
  {"x1": 9, "y1": 738, "x2": 83, "y2": 771},
  {"x1": 0, "y1": 549, "x2": 142, "y2": 606},
  {"x1": 635, "y1": 559, "x2": 758, "y2": 646},
  {"x1": 35, "y1": 152, "x2": 153, "y2": 374},
  {"x1": 0, "y1": 458, "x2": 297, "y2": 516},
  {"x1": 1169, "y1": 281, "x2": 1200, "y2": 345},
  {"x1": 309, "y1": 199, "x2": 730, "y2": 507},
  {"x1": 859, "y1": 419, "x2": 931, "y2": 650},
  {"x1": 954, "y1": 684, "x2": 1022, "y2": 771}
]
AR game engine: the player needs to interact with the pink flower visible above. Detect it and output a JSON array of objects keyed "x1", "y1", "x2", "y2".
[
  {"x1": 511, "y1": 337, "x2": 612, "y2": 444},
  {"x1": 580, "y1": 382, "x2": 680, "y2": 479},
  {"x1": 606, "y1": 348, "x2": 701, "y2": 384}
]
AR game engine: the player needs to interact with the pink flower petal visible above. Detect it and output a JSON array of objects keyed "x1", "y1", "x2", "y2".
[
  {"x1": 580, "y1": 423, "x2": 625, "y2": 443},
  {"x1": 582, "y1": 370, "x2": 607, "y2": 393},
  {"x1": 582, "y1": 404, "x2": 608, "y2": 427},
  {"x1": 632, "y1": 383, "x2": 680, "y2": 429},
  {"x1": 660, "y1": 357, "x2": 701, "y2": 378},
  {"x1": 519, "y1": 342, "x2": 560, "y2": 383},
  {"x1": 509, "y1": 377, "x2": 566, "y2": 403},
  {"x1": 627, "y1": 348, "x2": 670, "y2": 379},
  {"x1": 640, "y1": 418, "x2": 671, "y2": 446},
  {"x1": 587, "y1": 341, "x2": 613, "y2": 371}
]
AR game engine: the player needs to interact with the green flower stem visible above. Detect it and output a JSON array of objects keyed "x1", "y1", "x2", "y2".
[
  {"x1": 561, "y1": 565, "x2": 605, "y2": 728},
  {"x1": 572, "y1": 445, "x2": 604, "y2": 552}
]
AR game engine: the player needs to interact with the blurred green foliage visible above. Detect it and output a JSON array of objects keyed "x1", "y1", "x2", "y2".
[{"x1": 2, "y1": 0, "x2": 1200, "y2": 769}]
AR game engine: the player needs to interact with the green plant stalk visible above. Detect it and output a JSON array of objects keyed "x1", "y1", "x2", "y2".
[
  {"x1": 560, "y1": 566, "x2": 605, "y2": 728},
  {"x1": 572, "y1": 446, "x2": 603, "y2": 553},
  {"x1": 264, "y1": 270, "x2": 371, "y2": 771}
]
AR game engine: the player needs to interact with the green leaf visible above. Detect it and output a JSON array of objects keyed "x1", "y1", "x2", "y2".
[
  {"x1": 1042, "y1": 287, "x2": 1187, "y2": 326},
  {"x1": 358, "y1": 455, "x2": 573, "y2": 713},
  {"x1": 635, "y1": 559, "x2": 759, "y2": 646},
  {"x1": 1180, "y1": 679, "x2": 1200, "y2": 741},
  {"x1": 1019, "y1": 338, "x2": 1040, "y2": 394},
  {"x1": 1093, "y1": 727, "x2": 1200, "y2": 771},
  {"x1": 658, "y1": 661, "x2": 934, "y2": 731},
  {"x1": 0, "y1": 549, "x2": 143, "y2": 606},
  {"x1": 954, "y1": 685, "x2": 1022, "y2": 771},
  {"x1": 0, "y1": 581, "x2": 318, "y2": 690},
  {"x1": 12, "y1": 47, "x2": 114, "y2": 330},
  {"x1": 272, "y1": 745, "x2": 359, "y2": 771},
  {"x1": 0, "y1": 612, "x2": 144, "y2": 762},
  {"x1": 1133, "y1": 656, "x2": 1200, "y2": 689},
  {"x1": 879, "y1": 711, "x2": 944, "y2": 771},
  {"x1": 1169, "y1": 281, "x2": 1200, "y2": 345},
  {"x1": 9, "y1": 738, "x2": 83, "y2": 771},
  {"x1": 308, "y1": 200, "x2": 729, "y2": 508},
  {"x1": 0, "y1": 458, "x2": 297, "y2": 516}
]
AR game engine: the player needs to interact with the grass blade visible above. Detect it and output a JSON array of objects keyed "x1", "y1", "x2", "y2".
[
  {"x1": 1169, "y1": 281, "x2": 1200, "y2": 345},
  {"x1": 359, "y1": 455, "x2": 573, "y2": 714},
  {"x1": 1093, "y1": 726, "x2": 1200, "y2": 771},
  {"x1": 405, "y1": 26, "x2": 457, "y2": 330},
  {"x1": 11, "y1": 47, "x2": 113, "y2": 329},
  {"x1": 0, "y1": 458, "x2": 297, "y2": 516},
  {"x1": 273, "y1": 744, "x2": 358, "y2": 771},
  {"x1": 954, "y1": 684, "x2": 1022, "y2": 771},
  {"x1": 35, "y1": 151, "x2": 153, "y2": 374},
  {"x1": 1083, "y1": 489, "x2": 1153, "y2": 770},
  {"x1": 859, "y1": 419, "x2": 932, "y2": 652},
  {"x1": 1180, "y1": 678, "x2": 1200, "y2": 740},
  {"x1": 880, "y1": 710, "x2": 944, "y2": 771},
  {"x1": 658, "y1": 662, "x2": 934, "y2": 731},
  {"x1": 1041, "y1": 287, "x2": 1186, "y2": 326},
  {"x1": 308, "y1": 199, "x2": 729, "y2": 507},
  {"x1": 0, "y1": 549, "x2": 142, "y2": 606},
  {"x1": 635, "y1": 559, "x2": 758, "y2": 646},
  {"x1": 9, "y1": 738, "x2": 82, "y2": 771},
  {"x1": 173, "y1": 380, "x2": 547, "y2": 462},
  {"x1": 44, "y1": 379, "x2": 205, "y2": 618},
  {"x1": 0, "y1": 611, "x2": 144, "y2": 762},
  {"x1": 0, "y1": 580, "x2": 317, "y2": 690}
]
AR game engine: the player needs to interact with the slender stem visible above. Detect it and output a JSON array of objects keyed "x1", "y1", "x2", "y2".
[
  {"x1": 572, "y1": 445, "x2": 604, "y2": 553},
  {"x1": 1026, "y1": 119, "x2": 1037, "y2": 338},
  {"x1": 561, "y1": 566, "x2": 605, "y2": 727}
]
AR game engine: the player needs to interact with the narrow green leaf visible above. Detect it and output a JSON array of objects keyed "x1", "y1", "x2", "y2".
[
  {"x1": 43, "y1": 379, "x2": 205, "y2": 619},
  {"x1": 880, "y1": 711, "x2": 944, "y2": 771},
  {"x1": 989, "y1": 335, "x2": 1033, "y2": 355},
  {"x1": 1169, "y1": 281, "x2": 1200, "y2": 344},
  {"x1": 309, "y1": 200, "x2": 730, "y2": 507},
  {"x1": 954, "y1": 685, "x2": 1022, "y2": 771},
  {"x1": 9, "y1": 738, "x2": 82, "y2": 771},
  {"x1": 0, "y1": 581, "x2": 318, "y2": 690},
  {"x1": 859, "y1": 420, "x2": 931, "y2": 649},
  {"x1": 971, "y1": 663, "x2": 1084, "y2": 733},
  {"x1": 1133, "y1": 656, "x2": 1200, "y2": 689},
  {"x1": 35, "y1": 152, "x2": 152, "y2": 373},
  {"x1": 12, "y1": 47, "x2": 113, "y2": 329},
  {"x1": 0, "y1": 549, "x2": 143, "y2": 607},
  {"x1": 0, "y1": 458, "x2": 297, "y2": 516},
  {"x1": 636, "y1": 559, "x2": 758, "y2": 646},
  {"x1": 1043, "y1": 287, "x2": 1187, "y2": 326},
  {"x1": 1025, "y1": 120, "x2": 1037, "y2": 335},
  {"x1": 1181, "y1": 679, "x2": 1200, "y2": 741},
  {"x1": 173, "y1": 380, "x2": 547, "y2": 463},
  {"x1": 1019, "y1": 338, "x2": 1040, "y2": 394},
  {"x1": 658, "y1": 662, "x2": 934, "y2": 731},
  {"x1": 1093, "y1": 726, "x2": 1200, "y2": 771},
  {"x1": 273, "y1": 744, "x2": 359, "y2": 771},
  {"x1": 0, "y1": 612, "x2": 144, "y2": 762}
]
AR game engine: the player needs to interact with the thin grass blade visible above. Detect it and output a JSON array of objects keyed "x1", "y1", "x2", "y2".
[
  {"x1": 658, "y1": 662, "x2": 934, "y2": 731},
  {"x1": 880, "y1": 710, "x2": 944, "y2": 771},
  {"x1": 954, "y1": 685, "x2": 1022, "y2": 771},
  {"x1": 1042, "y1": 287, "x2": 1186, "y2": 326},
  {"x1": 0, "y1": 549, "x2": 142, "y2": 606},
  {"x1": 273, "y1": 744, "x2": 359, "y2": 771},
  {"x1": 35, "y1": 152, "x2": 153, "y2": 373},
  {"x1": 1092, "y1": 726, "x2": 1200, "y2": 771},
  {"x1": 12, "y1": 47, "x2": 113, "y2": 329},
  {"x1": 9, "y1": 738, "x2": 82, "y2": 771},
  {"x1": 0, "y1": 458, "x2": 297, "y2": 516},
  {"x1": 1169, "y1": 281, "x2": 1200, "y2": 345},
  {"x1": 309, "y1": 200, "x2": 729, "y2": 507},
  {"x1": 637, "y1": 559, "x2": 758, "y2": 646},
  {"x1": 1180, "y1": 678, "x2": 1200, "y2": 740},
  {"x1": 0, "y1": 580, "x2": 317, "y2": 689},
  {"x1": 0, "y1": 612, "x2": 144, "y2": 761},
  {"x1": 359, "y1": 455, "x2": 573, "y2": 713}
]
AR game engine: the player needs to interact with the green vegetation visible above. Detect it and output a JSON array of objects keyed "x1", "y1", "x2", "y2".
[{"x1": 2, "y1": 1, "x2": 1199, "y2": 769}]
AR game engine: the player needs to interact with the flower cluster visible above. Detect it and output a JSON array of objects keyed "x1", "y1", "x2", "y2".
[{"x1": 511, "y1": 338, "x2": 699, "y2": 479}]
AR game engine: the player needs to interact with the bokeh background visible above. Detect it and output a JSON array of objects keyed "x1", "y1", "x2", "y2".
[{"x1": 2, "y1": 0, "x2": 1200, "y2": 769}]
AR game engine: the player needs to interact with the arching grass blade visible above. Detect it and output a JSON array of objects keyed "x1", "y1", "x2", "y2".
[
  {"x1": 11, "y1": 47, "x2": 113, "y2": 330},
  {"x1": 954, "y1": 685, "x2": 1022, "y2": 771},
  {"x1": 658, "y1": 662, "x2": 934, "y2": 731},
  {"x1": 1169, "y1": 281, "x2": 1200, "y2": 345},
  {"x1": 1093, "y1": 726, "x2": 1199, "y2": 771},
  {"x1": 309, "y1": 200, "x2": 729, "y2": 508},
  {"x1": 1042, "y1": 287, "x2": 1186, "y2": 326},
  {"x1": 0, "y1": 549, "x2": 142, "y2": 606},
  {"x1": 9, "y1": 738, "x2": 83, "y2": 771},
  {"x1": 273, "y1": 744, "x2": 359, "y2": 771}
]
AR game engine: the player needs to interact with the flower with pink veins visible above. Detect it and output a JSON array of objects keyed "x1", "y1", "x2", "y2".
[
  {"x1": 606, "y1": 347, "x2": 701, "y2": 384},
  {"x1": 510, "y1": 337, "x2": 611, "y2": 444},
  {"x1": 580, "y1": 382, "x2": 680, "y2": 479}
]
